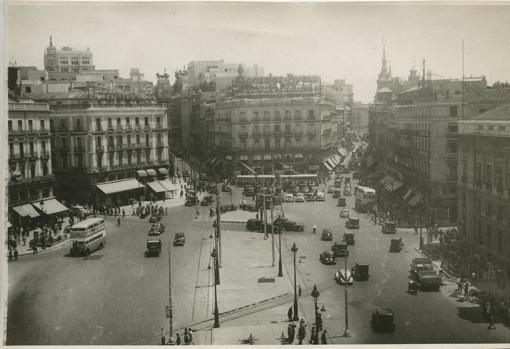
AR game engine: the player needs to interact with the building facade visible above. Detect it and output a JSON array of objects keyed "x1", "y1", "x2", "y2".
[
  {"x1": 457, "y1": 104, "x2": 510, "y2": 274},
  {"x1": 44, "y1": 36, "x2": 95, "y2": 81},
  {"x1": 48, "y1": 101, "x2": 169, "y2": 206}
]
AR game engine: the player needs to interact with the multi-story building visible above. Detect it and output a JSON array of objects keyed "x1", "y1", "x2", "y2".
[
  {"x1": 213, "y1": 75, "x2": 336, "y2": 175},
  {"x1": 44, "y1": 36, "x2": 95, "y2": 81},
  {"x1": 48, "y1": 100, "x2": 170, "y2": 207},
  {"x1": 457, "y1": 103, "x2": 510, "y2": 273},
  {"x1": 7, "y1": 100, "x2": 66, "y2": 228},
  {"x1": 187, "y1": 60, "x2": 264, "y2": 91}
]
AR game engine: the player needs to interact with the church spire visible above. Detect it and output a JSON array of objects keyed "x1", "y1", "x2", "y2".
[
  {"x1": 378, "y1": 39, "x2": 391, "y2": 82},
  {"x1": 49, "y1": 35, "x2": 53, "y2": 47}
]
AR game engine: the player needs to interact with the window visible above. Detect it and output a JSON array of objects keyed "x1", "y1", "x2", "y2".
[
  {"x1": 144, "y1": 117, "x2": 149, "y2": 126},
  {"x1": 156, "y1": 117, "x2": 161, "y2": 126},
  {"x1": 136, "y1": 134, "x2": 140, "y2": 144},
  {"x1": 40, "y1": 120, "x2": 45, "y2": 131},
  {"x1": 241, "y1": 140, "x2": 247, "y2": 151},
  {"x1": 18, "y1": 120, "x2": 23, "y2": 131},
  {"x1": 308, "y1": 110, "x2": 315, "y2": 120},
  {"x1": 127, "y1": 135, "x2": 131, "y2": 145},
  {"x1": 8, "y1": 121, "x2": 12, "y2": 131},
  {"x1": 108, "y1": 136, "x2": 114, "y2": 148},
  {"x1": 30, "y1": 163, "x2": 36, "y2": 178},
  {"x1": 146, "y1": 149, "x2": 151, "y2": 162},
  {"x1": 41, "y1": 141, "x2": 46, "y2": 153},
  {"x1": 241, "y1": 126, "x2": 247, "y2": 136},
  {"x1": 146, "y1": 134, "x2": 150, "y2": 146},
  {"x1": 71, "y1": 56, "x2": 79, "y2": 65},
  {"x1": 96, "y1": 136, "x2": 102, "y2": 149},
  {"x1": 25, "y1": 86, "x2": 31, "y2": 93},
  {"x1": 263, "y1": 125, "x2": 270, "y2": 136},
  {"x1": 275, "y1": 138, "x2": 281, "y2": 149},
  {"x1": 284, "y1": 138, "x2": 291, "y2": 148},
  {"x1": 96, "y1": 118, "x2": 101, "y2": 130},
  {"x1": 29, "y1": 142, "x2": 34, "y2": 155},
  {"x1": 253, "y1": 112, "x2": 259, "y2": 122},
  {"x1": 285, "y1": 111, "x2": 291, "y2": 120},
  {"x1": 126, "y1": 117, "x2": 130, "y2": 126},
  {"x1": 274, "y1": 111, "x2": 281, "y2": 121},
  {"x1": 240, "y1": 112, "x2": 246, "y2": 122},
  {"x1": 253, "y1": 140, "x2": 260, "y2": 150},
  {"x1": 108, "y1": 118, "x2": 113, "y2": 128},
  {"x1": 449, "y1": 105, "x2": 458, "y2": 117},
  {"x1": 9, "y1": 143, "x2": 14, "y2": 156},
  {"x1": 274, "y1": 125, "x2": 281, "y2": 134},
  {"x1": 295, "y1": 110, "x2": 302, "y2": 120},
  {"x1": 42, "y1": 162, "x2": 48, "y2": 176},
  {"x1": 117, "y1": 136, "x2": 123, "y2": 148},
  {"x1": 75, "y1": 118, "x2": 82, "y2": 131},
  {"x1": 253, "y1": 125, "x2": 260, "y2": 136},
  {"x1": 285, "y1": 124, "x2": 291, "y2": 133},
  {"x1": 263, "y1": 111, "x2": 270, "y2": 121},
  {"x1": 135, "y1": 117, "x2": 140, "y2": 126},
  {"x1": 264, "y1": 139, "x2": 270, "y2": 150}
]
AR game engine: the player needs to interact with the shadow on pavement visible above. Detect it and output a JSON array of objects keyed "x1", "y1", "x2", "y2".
[{"x1": 456, "y1": 306, "x2": 485, "y2": 323}]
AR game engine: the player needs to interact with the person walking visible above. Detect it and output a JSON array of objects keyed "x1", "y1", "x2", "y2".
[
  {"x1": 288, "y1": 306, "x2": 293, "y2": 321},
  {"x1": 464, "y1": 281, "x2": 469, "y2": 296},
  {"x1": 188, "y1": 328, "x2": 193, "y2": 344},
  {"x1": 122, "y1": 209, "x2": 125, "y2": 218},
  {"x1": 160, "y1": 328, "x2": 166, "y2": 345},
  {"x1": 297, "y1": 323, "x2": 306, "y2": 345},
  {"x1": 183, "y1": 328, "x2": 189, "y2": 345},
  {"x1": 117, "y1": 217, "x2": 121, "y2": 227},
  {"x1": 14, "y1": 248, "x2": 18, "y2": 261},
  {"x1": 287, "y1": 324, "x2": 295, "y2": 344},
  {"x1": 321, "y1": 330, "x2": 328, "y2": 344},
  {"x1": 176, "y1": 333, "x2": 181, "y2": 345},
  {"x1": 312, "y1": 224, "x2": 317, "y2": 234},
  {"x1": 488, "y1": 314, "x2": 496, "y2": 329},
  {"x1": 8, "y1": 249, "x2": 12, "y2": 262}
]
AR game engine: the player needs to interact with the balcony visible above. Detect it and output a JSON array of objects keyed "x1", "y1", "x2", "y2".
[
  {"x1": 40, "y1": 151, "x2": 50, "y2": 159},
  {"x1": 107, "y1": 125, "x2": 115, "y2": 132},
  {"x1": 9, "y1": 129, "x2": 26, "y2": 136},
  {"x1": 116, "y1": 144, "x2": 124, "y2": 150},
  {"x1": 239, "y1": 132, "x2": 249, "y2": 139},
  {"x1": 252, "y1": 132, "x2": 261, "y2": 137},
  {"x1": 96, "y1": 146, "x2": 105, "y2": 153},
  {"x1": 9, "y1": 153, "x2": 25, "y2": 160},
  {"x1": 125, "y1": 124, "x2": 132, "y2": 131},
  {"x1": 107, "y1": 145, "x2": 116, "y2": 151},
  {"x1": 95, "y1": 126, "x2": 104, "y2": 132},
  {"x1": 134, "y1": 124, "x2": 142, "y2": 131},
  {"x1": 39, "y1": 128, "x2": 50, "y2": 135},
  {"x1": 116, "y1": 125, "x2": 124, "y2": 131},
  {"x1": 144, "y1": 125, "x2": 151, "y2": 131}
]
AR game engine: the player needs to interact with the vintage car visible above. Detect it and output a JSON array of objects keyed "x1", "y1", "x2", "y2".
[
  {"x1": 333, "y1": 189, "x2": 342, "y2": 198},
  {"x1": 340, "y1": 208, "x2": 350, "y2": 218},
  {"x1": 221, "y1": 184, "x2": 231, "y2": 192},
  {"x1": 371, "y1": 308, "x2": 396, "y2": 332},
  {"x1": 295, "y1": 193, "x2": 305, "y2": 202},
  {"x1": 149, "y1": 214, "x2": 162, "y2": 223},
  {"x1": 345, "y1": 217, "x2": 360, "y2": 229},
  {"x1": 316, "y1": 191, "x2": 325, "y2": 201},
  {"x1": 321, "y1": 228, "x2": 333, "y2": 241},
  {"x1": 148, "y1": 222, "x2": 165, "y2": 235},
  {"x1": 320, "y1": 250, "x2": 337, "y2": 265},
  {"x1": 335, "y1": 269, "x2": 353, "y2": 285},
  {"x1": 145, "y1": 239, "x2": 162, "y2": 257},
  {"x1": 332, "y1": 242, "x2": 349, "y2": 258},
  {"x1": 337, "y1": 198, "x2": 347, "y2": 207},
  {"x1": 352, "y1": 263, "x2": 369, "y2": 281},
  {"x1": 382, "y1": 221, "x2": 397, "y2": 234},
  {"x1": 343, "y1": 233, "x2": 355, "y2": 245},
  {"x1": 390, "y1": 238, "x2": 404, "y2": 252},
  {"x1": 284, "y1": 193, "x2": 295, "y2": 202},
  {"x1": 305, "y1": 192, "x2": 316, "y2": 202},
  {"x1": 408, "y1": 280, "x2": 418, "y2": 295},
  {"x1": 246, "y1": 218, "x2": 262, "y2": 231},
  {"x1": 244, "y1": 187, "x2": 255, "y2": 197},
  {"x1": 281, "y1": 220, "x2": 305, "y2": 232},
  {"x1": 70, "y1": 205, "x2": 92, "y2": 218},
  {"x1": 173, "y1": 232, "x2": 185, "y2": 246},
  {"x1": 343, "y1": 188, "x2": 352, "y2": 196}
]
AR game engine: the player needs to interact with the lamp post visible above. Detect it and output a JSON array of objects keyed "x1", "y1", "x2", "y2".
[
  {"x1": 211, "y1": 248, "x2": 220, "y2": 328},
  {"x1": 311, "y1": 284, "x2": 320, "y2": 344},
  {"x1": 278, "y1": 218, "x2": 283, "y2": 277},
  {"x1": 291, "y1": 242, "x2": 299, "y2": 321},
  {"x1": 342, "y1": 246, "x2": 351, "y2": 337}
]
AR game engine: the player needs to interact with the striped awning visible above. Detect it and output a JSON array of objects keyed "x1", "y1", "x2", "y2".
[
  {"x1": 146, "y1": 181, "x2": 166, "y2": 193},
  {"x1": 136, "y1": 170, "x2": 148, "y2": 177},
  {"x1": 295, "y1": 154, "x2": 304, "y2": 159},
  {"x1": 253, "y1": 155, "x2": 262, "y2": 161},
  {"x1": 159, "y1": 180, "x2": 179, "y2": 192},
  {"x1": 323, "y1": 159, "x2": 335, "y2": 172},
  {"x1": 337, "y1": 147, "x2": 348, "y2": 157},
  {"x1": 403, "y1": 189, "x2": 413, "y2": 200},
  {"x1": 12, "y1": 204, "x2": 40, "y2": 218},
  {"x1": 97, "y1": 178, "x2": 143, "y2": 195},
  {"x1": 263, "y1": 154, "x2": 272, "y2": 160}
]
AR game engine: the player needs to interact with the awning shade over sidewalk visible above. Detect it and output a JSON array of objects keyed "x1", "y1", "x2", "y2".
[
  {"x1": 13, "y1": 204, "x2": 40, "y2": 218},
  {"x1": 146, "y1": 181, "x2": 166, "y2": 193},
  {"x1": 97, "y1": 178, "x2": 143, "y2": 195},
  {"x1": 32, "y1": 198, "x2": 68, "y2": 215},
  {"x1": 147, "y1": 169, "x2": 157, "y2": 176},
  {"x1": 136, "y1": 170, "x2": 148, "y2": 178},
  {"x1": 159, "y1": 180, "x2": 179, "y2": 192},
  {"x1": 158, "y1": 168, "x2": 168, "y2": 175},
  {"x1": 409, "y1": 193, "x2": 423, "y2": 206}
]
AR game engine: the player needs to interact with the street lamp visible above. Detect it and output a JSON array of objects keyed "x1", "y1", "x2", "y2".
[
  {"x1": 278, "y1": 219, "x2": 283, "y2": 277},
  {"x1": 291, "y1": 242, "x2": 299, "y2": 321},
  {"x1": 311, "y1": 284, "x2": 320, "y2": 344},
  {"x1": 342, "y1": 246, "x2": 351, "y2": 338},
  {"x1": 211, "y1": 248, "x2": 220, "y2": 328}
]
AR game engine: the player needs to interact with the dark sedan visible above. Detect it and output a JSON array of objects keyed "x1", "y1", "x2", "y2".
[{"x1": 320, "y1": 250, "x2": 337, "y2": 265}]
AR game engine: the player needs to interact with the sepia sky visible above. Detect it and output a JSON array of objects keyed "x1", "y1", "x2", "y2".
[{"x1": 5, "y1": 1, "x2": 510, "y2": 102}]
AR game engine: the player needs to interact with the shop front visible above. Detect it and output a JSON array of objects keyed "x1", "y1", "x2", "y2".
[{"x1": 96, "y1": 178, "x2": 145, "y2": 208}]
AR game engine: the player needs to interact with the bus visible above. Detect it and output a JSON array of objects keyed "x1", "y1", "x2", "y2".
[
  {"x1": 355, "y1": 186, "x2": 376, "y2": 212},
  {"x1": 69, "y1": 217, "x2": 106, "y2": 256},
  {"x1": 279, "y1": 174, "x2": 319, "y2": 189},
  {"x1": 236, "y1": 175, "x2": 276, "y2": 187}
]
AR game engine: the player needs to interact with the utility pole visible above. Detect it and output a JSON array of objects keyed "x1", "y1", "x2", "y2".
[
  {"x1": 263, "y1": 192, "x2": 267, "y2": 240},
  {"x1": 216, "y1": 182, "x2": 222, "y2": 269},
  {"x1": 271, "y1": 186, "x2": 275, "y2": 267},
  {"x1": 343, "y1": 248, "x2": 351, "y2": 337},
  {"x1": 167, "y1": 240, "x2": 174, "y2": 343}
]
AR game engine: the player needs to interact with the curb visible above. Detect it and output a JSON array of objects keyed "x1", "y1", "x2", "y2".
[{"x1": 13, "y1": 238, "x2": 71, "y2": 258}]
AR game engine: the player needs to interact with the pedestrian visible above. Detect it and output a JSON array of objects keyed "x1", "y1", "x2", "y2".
[
  {"x1": 122, "y1": 209, "x2": 125, "y2": 218},
  {"x1": 22, "y1": 236, "x2": 26, "y2": 246},
  {"x1": 488, "y1": 314, "x2": 496, "y2": 329},
  {"x1": 14, "y1": 248, "x2": 18, "y2": 261},
  {"x1": 464, "y1": 282, "x2": 469, "y2": 296},
  {"x1": 166, "y1": 207, "x2": 168, "y2": 216},
  {"x1": 309, "y1": 326, "x2": 316, "y2": 344},
  {"x1": 297, "y1": 323, "x2": 306, "y2": 345},
  {"x1": 117, "y1": 217, "x2": 121, "y2": 227},
  {"x1": 8, "y1": 249, "x2": 12, "y2": 262},
  {"x1": 458, "y1": 279, "x2": 463, "y2": 293},
  {"x1": 160, "y1": 328, "x2": 166, "y2": 345},
  {"x1": 33, "y1": 244, "x2": 38, "y2": 255},
  {"x1": 312, "y1": 224, "x2": 317, "y2": 234},
  {"x1": 298, "y1": 285, "x2": 302, "y2": 296},
  {"x1": 288, "y1": 306, "x2": 293, "y2": 321},
  {"x1": 321, "y1": 330, "x2": 327, "y2": 344},
  {"x1": 188, "y1": 328, "x2": 193, "y2": 344},
  {"x1": 176, "y1": 333, "x2": 181, "y2": 345},
  {"x1": 183, "y1": 328, "x2": 189, "y2": 345},
  {"x1": 287, "y1": 324, "x2": 295, "y2": 344},
  {"x1": 316, "y1": 312, "x2": 323, "y2": 331}
]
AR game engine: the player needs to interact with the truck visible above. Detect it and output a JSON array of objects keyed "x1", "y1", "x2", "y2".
[
  {"x1": 410, "y1": 257, "x2": 433, "y2": 277},
  {"x1": 332, "y1": 242, "x2": 349, "y2": 258},
  {"x1": 417, "y1": 270, "x2": 442, "y2": 291},
  {"x1": 352, "y1": 263, "x2": 369, "y2": 281}
]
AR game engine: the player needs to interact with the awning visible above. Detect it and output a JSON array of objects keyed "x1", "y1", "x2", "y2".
[
  {"x1": 263, "y1": 154, "x2": 272, "y2": 160},
  {"x1": 409, "y1": 193, "x2": 423, "y2": 207},
  {"x1": 7, "y1": 221, "x2": 12, "y2": 228},
  {"x1": 159, "y1": 180, "x2": 179, "y2": 192},
  {"x1": 146, "y1": 180, "x2": 166, "y2": 193},
  {"x1": 391, "y1": 180, "x2": 403, "y2": 191},
  {"x1": 379, "y1": 175, "x2": 393, "y2": 186},
  {"x1": 158, "y1": 168, "x2": 168, "y2": 175},
  {"x1": 146, "y1": 169, "x2": 157, "y2": 176},
  {"x1": 253, "y1": 155, "x2": 262, "y2": 161},
  {"x1": 12, "y1": 204, "x2": 40, "y2": 218},
  {"x1": 97, "y1": 178, "x2": 143, "y2": 195},
  {"x1": 225, "y1": 155, "x2": 233, "y2": 161},
  {"x1": 32, "y1": 198, "x2": 68, "y2": 215},
  {"x1": 337, "y1": 148, "x2": 348, "y2": 157},
  {"x1": 137, "y1": 170, "x2": 148, "y2": 177},
  {"x1": 403, "y1": 189, "x2": 413, "y2": 201},
  {"x1": 308, "y1": 165, "x2": 320, "y2": 170},
  {"x1": 295, "y1": 154, "x2": 304, "y2": 159},
  {"x1": 240, "y1": 155, "x2": 249, "y2": 161},
  {"x1": 323, "y1": 160, "x2": 334, "y2": 172}
]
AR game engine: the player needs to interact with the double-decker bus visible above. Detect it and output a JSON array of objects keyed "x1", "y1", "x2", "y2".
[
  {"x1": 355, "y1": 185, "x2": 376, "y2": 212},
  {"x1": 69, "y1": 217, "x2": 106, "y2": 256}
]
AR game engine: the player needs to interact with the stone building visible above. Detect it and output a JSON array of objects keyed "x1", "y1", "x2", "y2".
[{"x1": 457, "y1": 104, "x2": 510, "y2": 273}]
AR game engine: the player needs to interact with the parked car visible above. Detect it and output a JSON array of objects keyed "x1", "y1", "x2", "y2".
[
  {"x1": 222, "y1": 184, "x2": 231, "y2": 192},
  {"x1": 371, "y1": 308, "x2": 395, "y2": 332},
  {"x1": 149, "y1": 214, "x2": 162, "y2": 223},
  {"x1": 337, "y1": 198, "x2": 347, "y2": 207},
  {"x1": 320, "y1": 250, "x2": 337, "y2": 265},
  {"x1": 333, "y1": 189, "x2": 342, "y2": 198},
  {"x1": 343, "y1": 233, "x2": 355, "y2": 245},
  {"x1": 389, "y1": 238, "x2": 404, "y2": 252},
  {"x1": 244, "y1": 187, "x2": 255, "y2": 197},
  {"x1": 173, "y1": 232, "x2": 185, "y2": 246},
  {"x1": 332, "y1": 242, "x2": 349, "y2": 257},
  {"x1": 284, "y1": 193, "x2": 295, "y2": 202},
  {"x1": 316, "y1": 191, "x2": 325, "y2": 201},
  {"x1": 335, "y1": 269, "x2": 353, "y2": 285},
  {"x1": 148, "y1": 222, "x2": 165, "y2": 235},
  {"x1": 346, "y1": 217, "x2": 360, "y2": 229},
  {"x1": 246, "y1": 218, "x2": 262, "y2": 231},
  {"x1": 382, "y1": 221, "x2": 397, "y2": 234},
  {"x1": 321, "y1": 228, "x2": 333, "y2": 241},
  {"x1": 343, "y1": 188, "x2": 352, "y2": 196},
  {"x1": 70, "y1": 205, "x2": 92, "y2": 217},
  {"x1": 295, "y1": 193, "x2": 305, "y2": 202},
  {"x1": 305, "y1": 192, "x2": 316, "y2": 202},
  {"x1": 339, "y1": 208, "x2": 350, "y2": 218},
  {"x1": 281, "y1": 220, "x2": 305, "y2": 232}
]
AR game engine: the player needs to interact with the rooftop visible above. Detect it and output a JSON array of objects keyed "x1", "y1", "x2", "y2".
[{"x1": 474, "y1": 103, "x2": 510, "y2": 121}]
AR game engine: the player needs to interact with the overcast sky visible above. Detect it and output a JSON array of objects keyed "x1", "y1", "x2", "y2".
[{"x1": 6, "y1": 1, "x2": 510, "y2": 102}]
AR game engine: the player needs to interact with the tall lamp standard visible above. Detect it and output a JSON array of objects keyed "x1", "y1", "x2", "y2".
[
  {"x1": 277, "y1": 219, "x2": 283, "y2": 277},
  {"x1": 291, "y1": 243, "x2": 299, "y2": 321},
  {"x1": 342, "y1": 247, "x2": 351, "y2": 337},
  {"x1": 311, "y1": 284, "x2": 320, "y2": 344},
  {"x1": 211, "y1": 248, "x2": 220, "y2": 328}
]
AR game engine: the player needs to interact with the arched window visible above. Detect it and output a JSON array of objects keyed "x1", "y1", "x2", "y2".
[
  {"x1": 284, "y1": 138, "x2": 291, "y2": 149},
  {"x1": 264, "y1": 139, "x2": 270, "y2": 150},
  {"x1": 241, "y1": 140, "x2": 247, "y2": 151},
  {"x1": 253, "y1": 139, "x2": 260, "y2": 150}
]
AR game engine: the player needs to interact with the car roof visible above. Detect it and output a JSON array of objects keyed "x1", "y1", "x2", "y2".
[
  {"x1": 175, "y1": 232, "x2": 185, "y2": 236},
  {"x1": 147, "y1": 239, "x2": 161, "y2": 243},
  {"x1": 376, "y1": 308, "x2": 394, "y2": 315}
]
